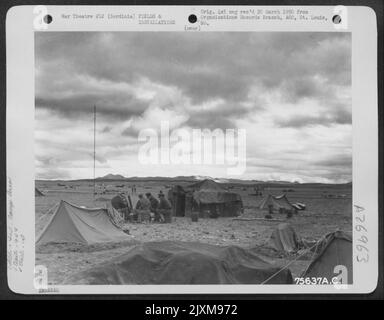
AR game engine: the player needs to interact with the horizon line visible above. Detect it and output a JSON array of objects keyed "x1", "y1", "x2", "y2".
[{"x1": 35, "y1": 176, "x2": 352, "y2": 185}]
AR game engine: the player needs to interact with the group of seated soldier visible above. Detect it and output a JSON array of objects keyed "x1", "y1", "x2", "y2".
[{"x1": 112, "y1": 191, "x2": 173, "y2": 224}]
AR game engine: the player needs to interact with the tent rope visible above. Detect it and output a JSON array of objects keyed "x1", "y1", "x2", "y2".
[
  {"x1": 261, "y1": 241, "x2": 320, "y2": 285},
  {"x1": 38, "y1": 202, "x2": 59, "y2": 219}
]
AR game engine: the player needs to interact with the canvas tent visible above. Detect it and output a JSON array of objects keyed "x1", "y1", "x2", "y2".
[
  {"x1": 303, "y1": 231, "x2": 352, "y2": 284},
  {"x1": 35, "y1": 187, "x2": 44, "y2": 197},
  {"x1": 168, "y1": 179, "x2": 243, "y2": 218},
  {"x1": 269, "y1": 223, "x2": 300, "y2": 253},
  {"x1": 189, "y1": 179, "x2": 223, "y2": 191},
  {"x1": 259, "y1": 194, "x2": 294, "y2": 211},
  {"x1": 36, "y1": 200, "x2": 129, "y2": 245},
  {"x1": 64, "y1": 241, "x2": 293, "y2": 285}
]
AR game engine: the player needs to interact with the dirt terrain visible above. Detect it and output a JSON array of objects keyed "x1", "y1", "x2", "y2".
[{"x1": 35, "y1": 180, "x2": 352, "y2": 285}]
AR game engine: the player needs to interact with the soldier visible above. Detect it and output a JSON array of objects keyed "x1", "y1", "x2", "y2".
[
  {"x1": 158, "y1": 193, "x2": 172, "y2": 223},
  {"x1": 134, "y1": 194, "x2": 151, "y2": 223},
  {"x1": 146, "y1": 192, "x2": 160, "y2": 222},
  {"x1": 111, "y1": 193, "x2": 130, "y2": 221}
]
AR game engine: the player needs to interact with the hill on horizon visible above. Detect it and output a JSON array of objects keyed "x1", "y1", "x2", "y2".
[
  {"x1": 96, "y1": 174, "x2": 126, "y2": 180},
  {"x1": 36, "y1": 173, "x2": 352, "y2": 186}
]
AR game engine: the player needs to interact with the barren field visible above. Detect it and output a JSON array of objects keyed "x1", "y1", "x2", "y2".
[{"x1": 35, "y1": 180, "x2": 352, "y2": 285}]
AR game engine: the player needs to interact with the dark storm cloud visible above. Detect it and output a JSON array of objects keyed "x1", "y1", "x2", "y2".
[
  {"x1": 282, "y1": 77, "x2": 331, "y2": 103},
  {"x1": 93, "y1": 153, "x2": 108, "y2": 164},
  {"x1": 187, "y1": 113, "x2": 234, "y2": 130},
  {"x1": 276, "y1": 108, "x2": 352, "y2": 128},
  {"x1": 333, "y1": 107, "x2": 353, "y2": 124},
  {"x1": 35, "y1": 92, "x2": 148, "y2": 120},
  {"x1": 186, "y1": 102, "x2": 258, "y2": 129},
  {"x1": 314, "y1": 156, "x2": 352, "y2": 168},
  {"x1": 36, "y1": 155, "x2": 55, "y2": 167},
  {"x1": 102, "y1": 126, "x2": 112, "y2": 133},
  {"x1": 247, "y1": 153, "x2": 352, "y2": 182},
  {"x1": 36, "y1": 32, "x2": 254, "y2": 104},
  {"x1": 35, "y1": 32, "x2": 351, "y2": 114},
  {"x1": 121, "y1": 126, "x2": 139, "y2": 137},
  {"x1": 37, "y1": 168, "x2": 72, "y2": 180}
]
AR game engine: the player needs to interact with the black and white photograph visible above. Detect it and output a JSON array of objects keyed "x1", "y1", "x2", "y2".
[
  {"x1": 34, "y1": 31, "x2": 353, "y2": 286},
  {"x1": 4, "y1": 5, "x2": 379, "y2": 296}
]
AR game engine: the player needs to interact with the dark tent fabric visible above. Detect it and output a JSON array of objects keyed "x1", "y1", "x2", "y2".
[
  {"x1": 63, "y1": 241, "x2": 293, "y2": 285},
  {"x1": 167, "y1": 185, "x2": 186, "y2": 201},
  {"x1": 168, "y1": 180, "x2": 243, "y2": 217},
  {"x1": 303, "y1": 231, "x2": 352, "y2": 284},
  {"x1": 111, "y1": 194, "x2": 129, "y2": 210},
  {"x1": 259, "y1": 194, "x2": 294, "y2": 210},
  {"x1": 35, "y1": 187, "x2": 44, "y2": 197},
  {"x1": 193, "y1": 190, "x2": 242, "y2": 204},
  {"x1": 190, "y1": 179, "x2": 242, "y2": 204},
  {"x1": 269, "y1": 223, "x2": 300, "y2": 253},
  {"x1": 36, "y1": 200, "x2": 129, "y2": 245},
  {"x1": 167, "y1": 185, "x2": 188, "y2": 217}
]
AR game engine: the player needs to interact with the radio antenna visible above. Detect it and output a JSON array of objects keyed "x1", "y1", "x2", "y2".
[{"x1": 93, "y1": 105, "x2": 96, "y2": 196}]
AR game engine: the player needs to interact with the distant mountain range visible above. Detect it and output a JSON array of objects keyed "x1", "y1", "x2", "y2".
[
  {"x1": 96, "y1": 174, "x2": 126, "y2": 180},
  {"x1": 90, "y1": 174, "x2": 351, "y2": 186},
  {"x1": 37, "y1": 173, "x2": 351, "y2": 186},
  {"x1": 95, "y1": 174, "x2": 216, "y2": 182}
]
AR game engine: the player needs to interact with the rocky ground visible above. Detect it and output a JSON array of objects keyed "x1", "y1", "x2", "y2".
[{"x1": 35, "y1": 181, "x2": 352, "y2": 285}]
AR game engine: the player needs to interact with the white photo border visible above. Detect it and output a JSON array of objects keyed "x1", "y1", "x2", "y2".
[{"x1": 6, "y1": 5, "x2": 378, "y2": 294}]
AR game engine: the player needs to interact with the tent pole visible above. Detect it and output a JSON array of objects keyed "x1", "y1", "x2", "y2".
[{"x1": 93, "y1": 105, "x2": 96, "y2": 197}]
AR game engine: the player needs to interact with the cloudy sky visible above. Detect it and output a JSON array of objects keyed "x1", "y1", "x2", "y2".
[{"x1": 35, "y1": 32, "x2": 351, "y2": 183}]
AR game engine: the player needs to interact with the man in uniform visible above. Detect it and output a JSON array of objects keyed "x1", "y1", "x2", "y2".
[
  {"x1": 146, "y1": 193, "x2": 160, "y2": 222},
  {"x1": 134, "y1": 194, "x2": 151, "y2": 223},
  {"x1": 111, "y1": 193, "x2": 130, "y2": 221},
  {"x1": 158, "y1": 192, "x2": 172, "y2": 223}
]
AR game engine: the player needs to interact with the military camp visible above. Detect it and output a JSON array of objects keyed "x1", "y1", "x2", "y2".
[
  {"x1": 35, "y1": 177, "x2": 352, "y2": 285},
  {"x1": 32, "y1": 31, "x2": 354, "y2": 288}
]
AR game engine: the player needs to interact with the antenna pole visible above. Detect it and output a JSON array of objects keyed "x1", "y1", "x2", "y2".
[{"x1": 93, "y1": 105, "x2": 96, "y2": 196}]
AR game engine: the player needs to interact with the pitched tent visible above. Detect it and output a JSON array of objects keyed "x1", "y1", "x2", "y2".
[
  {"x1": 189, "y1": 179, "x2": 224, "y2": 191},
  {"x1": 259, "y1": 194, "x2": 294, "y2": 211},
  {"x1": 36, "y1": 200, "x2": 129, "y2": 245},
  {"x1": 191, "y1": 180, "x2": 242, "y2": 205},
  {"x1": 303, "y1": 231, "x2": 352, "y2": 284},
  {"x1": 35, "y1": 187, "x2": 44, "y2": 197},
  {"x1": 269, "y1": 223, "x2": 300, "y2": 253},
  {"x1": 64, "y1": 241, "x2": 293, "y2": 285},
  {"x1": 169, "y1": 179, "x2": 243, "y2": 217}
]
